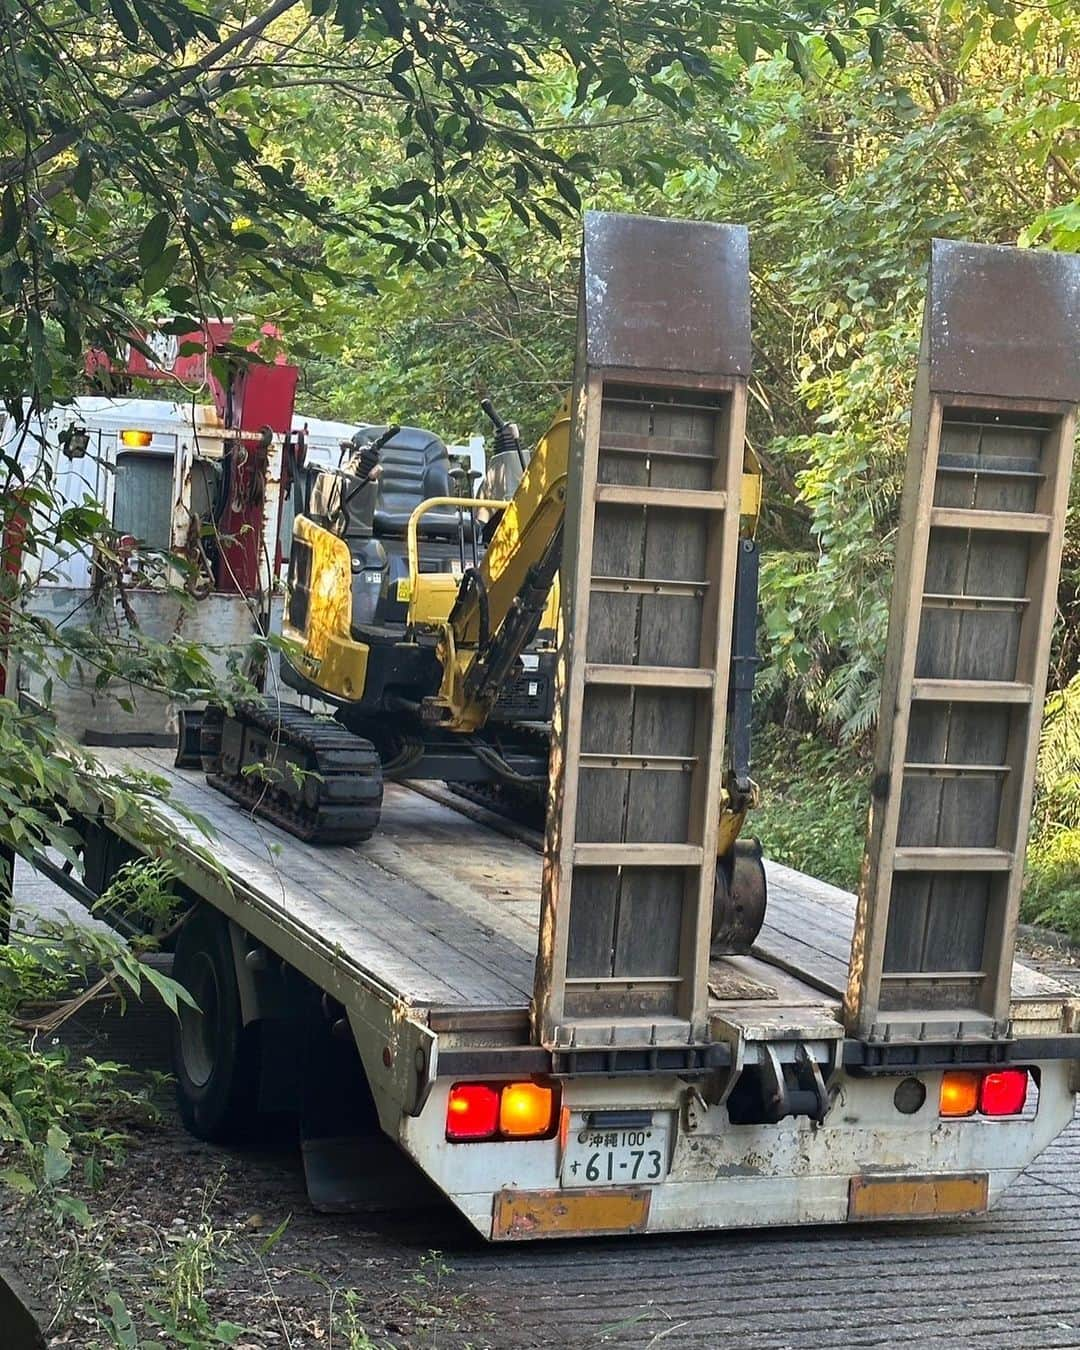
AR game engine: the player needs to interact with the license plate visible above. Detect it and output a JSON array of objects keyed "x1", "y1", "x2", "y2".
[{"x1": 561, "y1": 1117, "x2": 670, "y2": 1188}]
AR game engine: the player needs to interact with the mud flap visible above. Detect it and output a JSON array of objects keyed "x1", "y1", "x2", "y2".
[{"x1": 0, "y1": 1267, "x2": 46, "y2": 1350}]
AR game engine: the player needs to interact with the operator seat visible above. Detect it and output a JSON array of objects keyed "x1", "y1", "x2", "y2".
[{"x1": 359, "y1": 425, "x2": 472, "y2": 540}]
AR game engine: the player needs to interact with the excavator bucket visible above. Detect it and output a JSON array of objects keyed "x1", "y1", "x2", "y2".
[
  {"x1": 534, "y1": 212, "x2": 752, "y2": 1049},
  {"x1": 846, "y1": 239, "x2": 1080, "y2": 1043}
]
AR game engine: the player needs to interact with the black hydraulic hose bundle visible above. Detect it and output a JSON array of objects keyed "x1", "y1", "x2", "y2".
[{"x1": 457, "y1": 566, "x2": 491, "y2": 651}]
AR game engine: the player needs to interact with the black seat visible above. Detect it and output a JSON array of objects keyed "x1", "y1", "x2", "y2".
[{"x1": 362, "y1": 425, "x2": 473, "y2": 539}]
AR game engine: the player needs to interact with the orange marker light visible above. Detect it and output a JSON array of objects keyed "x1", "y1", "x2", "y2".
[
  {"x1": 446, "y1": 1083, "x2": 499, "y2": 1141},
  {"x1": 499, "y1": 1082, "x2": 556, "y2": 1138},
  {"x1": 940, "y1": 1071, "x2": 980, "y2": 1118},
  {"x1": 120, "y1": 429, "x2": 153, "y2": 447},
  {"x1": 980, "y1": 1069, "x2": 1028, "y2": 1117}
]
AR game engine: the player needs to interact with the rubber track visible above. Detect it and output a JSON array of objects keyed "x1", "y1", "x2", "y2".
[
  {"x1": 203, "y1": 701, "x2": 383, "y2": 845},
  {"x1": 446, "y1": 722, "x2": 549, "y2": 830},
  {"x1": 446, "y1": 779, "x2": 545, "y2": 831}
]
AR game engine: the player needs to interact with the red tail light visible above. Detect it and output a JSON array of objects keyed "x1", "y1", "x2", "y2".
[
  {"x1": 446, "y1": 1083, "x2": 500, "y2": 1140},
  {"x1": 445, "y1": 1081, "x2": 560, "y2": 1142},
  {"x1": 979, "y1": 1069, "x2": 1028, "y2": 1117}
]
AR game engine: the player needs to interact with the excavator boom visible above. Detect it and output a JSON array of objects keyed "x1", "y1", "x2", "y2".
[{"x1": 430, "y1": 402, "x2": 570, "y2": 731}]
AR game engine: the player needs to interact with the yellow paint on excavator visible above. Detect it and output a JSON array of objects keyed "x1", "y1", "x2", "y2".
[{"x1": 284, "y1": 515, "x2": 370, "y2": 699}]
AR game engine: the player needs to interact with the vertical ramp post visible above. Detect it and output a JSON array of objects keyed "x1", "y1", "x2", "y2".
[
  {"x1": 846, "y1": 240, "x2": 1080, "y2": 1043},
  {"x1": 535, "y1": 212, "x2": 751, "y2": 1050}
]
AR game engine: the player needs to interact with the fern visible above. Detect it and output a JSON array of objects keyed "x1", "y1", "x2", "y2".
[{"x1": 1034, "y1": 675, "x2": 1080, "y2": 832}]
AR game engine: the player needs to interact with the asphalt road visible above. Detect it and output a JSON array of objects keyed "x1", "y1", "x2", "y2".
[{"x1": 10, "y1": 860, "x2": 1080, "y2": 1350}]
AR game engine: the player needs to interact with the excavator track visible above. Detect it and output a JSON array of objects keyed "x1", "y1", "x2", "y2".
[
  {"x1": 446, "y1": 779, "x2": 546, "y2": 831},
  {"x1": 446, "y1": 721, "x2": 549, "y2": 829},
  {"x1": 201, "y1": 701, "x2": 383, "y2": 845}
]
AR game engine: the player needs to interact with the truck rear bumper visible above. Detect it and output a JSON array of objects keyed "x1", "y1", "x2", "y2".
[{"x1": 401, "y1": 1062, "x2": 1077, "y2": 1241}]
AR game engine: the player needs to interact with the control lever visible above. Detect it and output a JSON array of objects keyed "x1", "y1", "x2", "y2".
[
  {"x1": 342, "y1": 423, "x2": 400, "y2": 512},
  {"x1": 480, "y1": 398, "x2": 526, "y2": 471},
  {"x1": 351, "y1": 423, "x2": 400, "y2": 481}
]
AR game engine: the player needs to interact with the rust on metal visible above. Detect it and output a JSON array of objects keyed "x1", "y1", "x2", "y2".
[
  {"x1": 492, "y1": 1187, "x2": 651, "y2": 1240},
  {"x1": 581, "y1": 211, "x2": 750, "y2": 376},
  {"x1": 928, "y1": 239, "x2": 1080, "y2": 402},
  {"x1": 848, "y1": 1172, "x2": 988, "y2": 1221}
]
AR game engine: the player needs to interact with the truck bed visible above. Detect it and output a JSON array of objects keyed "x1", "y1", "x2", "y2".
[{"x1": 91, "y1": 747, "x2": 1072, "y2": 1045}]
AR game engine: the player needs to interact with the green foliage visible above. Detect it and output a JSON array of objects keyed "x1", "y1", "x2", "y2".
[
  {"x1": 0, "y1": 0, "x2": 906, "y2": 417},
  {"x1": 1023, "y1": 675, "x2": 1080, "y2": 940},
  {"x1": 750, "y1": 725, "x2": 869, "y2": 890},
  {"x1": 1023, "y1": 828, "x2": 1080, "y2": 942},
  {"x1": 94, "y1": 1211, "x2": 252, "y2": 1349},
  {"x1": 0, "y1": 861, "x2": 190, "y2": 1208}
]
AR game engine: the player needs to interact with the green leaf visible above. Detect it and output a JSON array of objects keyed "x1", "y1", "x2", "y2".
[
  {"x1": 142, "y1": 243, "x2": 181, "y2": 297},
  {"x1": 375, "y1": 179, "x2": 428, "y2": 207},
  {"x1": 140, "y1": 962, "x2": 199, "y2": 1015},
  {"x1": 258, "y1": 1213, "x2": 291, "y2": 1255},
  {"x1": 0, "y1": 1169, "x2": 36, "y2": 1196},
  {"x1": 505, "y1": 195, "x2": 531, "y2": 228},
  {"x1": 532, "y1": 204, "x2": 562, "y2": 239},
  {"x1": 130, "y1": 0, "x2": 176, "y2": 53},
  {"x1": 43, "y1": 1142, "x2": 72, "y2": 1184},
  {"x1": 46, "y1": 1124, "x2": 71, "y2": 1152},
  {"x1": 0, "y1": 186, "x2": 19, "y2": 254},
  {"x1": 735, "y1": 22, "x2": 757, "y2": 65},
  {"x1": 786, "y1": 35, "x2": 811, "y2": 81},
  {"x1": 137, "y1": 212, "x2": 171, "y2": 269},
  {"x1": 107, "y1": 0, "x2": 140, "y2": 43},
  {"x1": 868, "y1": 26, "x2": 885, "y2": 67},
  {"x1": 553, "y1": 171, "x2": 581, "y2": 210},
  {"x1": 334, "y1": 0, "x2": 363, "y2": 41},
  {"x1": 72, "y1": 151, "x2": 93, "y2": 203},
  {"x1": 105, "y1": 1293, "x2": 139, "y2": 1349},
  {"x1": 54, "y1": 1193, "x2": 92, "y2": 1227}
]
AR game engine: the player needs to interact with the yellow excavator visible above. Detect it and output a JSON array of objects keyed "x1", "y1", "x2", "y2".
[{"x1": 201, "y1": 395, "x2": 767, "y2": 950}]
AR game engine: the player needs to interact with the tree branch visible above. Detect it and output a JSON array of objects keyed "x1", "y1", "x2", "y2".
[{"x1": 0, "y1": 0, "x2": 301, "y2": 186}]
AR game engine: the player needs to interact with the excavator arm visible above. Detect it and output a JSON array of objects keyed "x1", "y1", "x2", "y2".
[
  {"x1": 420, "y1": 399, "x2": 571, "y2": 732},
  {"x1": 420, "y1": 396, "x2": 764, "y2": 756}
]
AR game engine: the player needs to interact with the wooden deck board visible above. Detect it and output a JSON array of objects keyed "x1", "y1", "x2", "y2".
[
  {"x1": 101, "y1": 748, "x2": 537, "y2": 1009},
  {"x1": 87, "y1": 749, "x2": 1072, "y2": 1029}
]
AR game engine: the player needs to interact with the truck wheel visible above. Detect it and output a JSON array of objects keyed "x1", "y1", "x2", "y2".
[{"x1": 171, "y1": 904, "x2": 259, "y2": 1143}]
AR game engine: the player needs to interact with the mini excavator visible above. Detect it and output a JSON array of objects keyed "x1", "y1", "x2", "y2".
[
  {"x1": 200, "y1": 391, "x2": 768, "y2": 952},
  {"x1": 201, "y1": 227, "x2": 768, "y2": 953}
]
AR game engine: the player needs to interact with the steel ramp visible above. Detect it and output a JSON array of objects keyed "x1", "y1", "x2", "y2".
[
  {"x1": 846, "y1": 239, "x2": 1080, "y2": 1043},
  {"x1": 535, "y1": 212, "x2": 751, "y2": 1049}
]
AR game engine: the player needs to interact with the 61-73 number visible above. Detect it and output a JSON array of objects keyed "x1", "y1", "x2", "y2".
[{"x1": 584, "y1": 1148, "x2": 663, "y2": 1182}]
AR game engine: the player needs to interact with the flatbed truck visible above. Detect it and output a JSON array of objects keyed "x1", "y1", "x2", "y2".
[{"x1": 11, "y1": 218, "x2": 1080, "y2": 1241}]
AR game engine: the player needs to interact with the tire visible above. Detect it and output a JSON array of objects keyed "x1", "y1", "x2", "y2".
[{"x1": 171, "y1": 904, "x2": 260, "y2": 1143}]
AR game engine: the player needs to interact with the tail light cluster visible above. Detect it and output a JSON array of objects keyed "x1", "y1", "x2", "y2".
[
  {"x1": 445, "y1": 1081, "x2": 560, "y2": 1142},
  {"x1": 940, "y1": 1068, "x2": 1031, "y2": 1119}
]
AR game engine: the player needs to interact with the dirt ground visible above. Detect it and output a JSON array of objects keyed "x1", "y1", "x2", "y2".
[
  {"x1": 5, "y1": 1087, "x2": 1080, "y2": 1350},
  {"x1": 0, "y1": 1116, "x2": 503, "y2": 1349}
]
